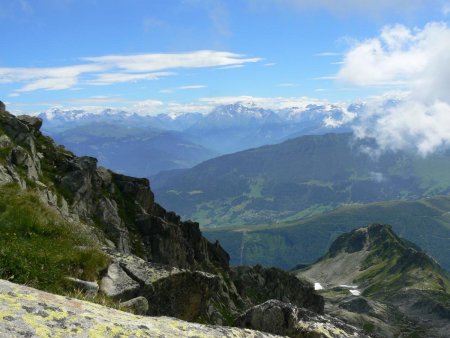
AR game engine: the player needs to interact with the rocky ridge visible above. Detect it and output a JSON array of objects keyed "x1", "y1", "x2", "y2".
[{"x1": 296, "y1": 224, "x2": 450, "y2": 337}]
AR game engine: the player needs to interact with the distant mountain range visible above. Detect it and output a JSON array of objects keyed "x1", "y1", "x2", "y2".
[
  {"x1": 38, "y1": 101, "x2": 356, "y2": 176},
  {"x1": 153, "y1": 132, "x2": 450, "y2": 227}
]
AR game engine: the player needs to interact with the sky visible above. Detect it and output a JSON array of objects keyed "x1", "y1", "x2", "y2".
[{"x1": 1, "y1": 0, "x2": 450, "y2": 119}]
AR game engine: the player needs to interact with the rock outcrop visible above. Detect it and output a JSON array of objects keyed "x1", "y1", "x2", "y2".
[
  {"x1": 98, "y1": 251, "x2": 243, "y2": 324},
  {"x1": 0, "y1": 279, "x2": 279, "y2": 338},
  {"x1": 235, "y1": 300, "x2": 371, "y2": 337},
  {"x1": 231, "y1": 266, "x2": 324, "y2": 314}
]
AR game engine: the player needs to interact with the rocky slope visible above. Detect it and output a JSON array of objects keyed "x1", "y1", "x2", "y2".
[
  {"x1": 1, "y1": 101, "x2": 345, "y2": 336},
  {"x1": 0, "y1": 279, "x2": 278, "y2": 338},
  {"x1": 295, "y1": 224, "x2": 450, "y2": 337}
]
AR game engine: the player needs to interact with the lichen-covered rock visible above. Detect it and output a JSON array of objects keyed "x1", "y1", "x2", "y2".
[
  {"x1": 231, "y1": 266, "x2": 324, "y2": 314},
  {"x1": 0, "y1": 279, "x2": 280, "y2": 337},
  {"x1": 236, "y1": 300, "x2": 371, "y2": 338}
]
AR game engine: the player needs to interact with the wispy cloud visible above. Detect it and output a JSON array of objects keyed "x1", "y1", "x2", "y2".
[
  {"x1": 315, "y1": 52, "x2": 341, "y2": 57},
  {"x1": 89, "y1": 72, "x2": 174, "y2": 85},
  {"x1": 177, "y1": 84, "x2": 207, "y2": 90},
  {"x1": 142, "y1": 17, "x2": 165, "y2": 32},
  {"x1": 217, "y1": 64, "x2": 245, "y2": 70},
  {"x1": 0, "y1": 50, "x2": 260, "y2": 94},
  {"x1": 264, "y1": 62, "x2": 276, "y2": 66},
  {"x1": 159, "y1": 84, "x2": 207, "y2": 94},
  {"x1": 313, "y1": 76, "x2": 337, "y2": 80}
]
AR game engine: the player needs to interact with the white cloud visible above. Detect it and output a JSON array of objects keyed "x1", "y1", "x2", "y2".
[
  {"x1": 0, "y1": 64, "x2": 105, "y2": 92},
  {"x1": 338, "y1": 22, "x2": 450, "y2": 155},
  {"x1": 177, "y1": 85, "x2": 207, "y2": 90},
  {"x1": 315, "y1": 52, "x2": 341, "y2": 57},
  {"x1": 83, "y1": 51, "x2": 260, "y2": 73},
  {"x1": 89, "y1": 72, "x2": 174, "y2": 85},
  {"x1": 131, "y1": 99, "x2": 165, "y2": 115},
  {"x1": 217, "y1": 64, "x2": 245, "y2": 70},
  {"x1": 0, "y1": 50, "x2": 260, "y2": 93},
  {"x1": 198, "y1": 95, "x2": 342, "y2": 110}
]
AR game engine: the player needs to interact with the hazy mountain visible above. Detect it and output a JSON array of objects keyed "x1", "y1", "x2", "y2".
[
  {"x1": 184, "y1": 102, "x2": 354, "y2": 154},
  {"x1": 38, "y1": 102, "x2": 356, "y2": 174},
  {"x1": 47, "y1": 121, "x2": 217, "y2": 177},
  {"x1": 152, "y1": 132, "x2": 450, "y2": 227}
]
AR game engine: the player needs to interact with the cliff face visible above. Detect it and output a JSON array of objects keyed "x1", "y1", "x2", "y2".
[{"x1": 0, "y1": 105, "x2": 228, "y2": 271}]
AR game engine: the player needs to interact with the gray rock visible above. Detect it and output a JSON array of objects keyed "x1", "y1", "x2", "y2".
[
  {"x1": 231, "y1": 265, "x2": 324, "y2": 314},
  {"x1": 236, "y1": 299, "x2": 371, "y2": 338},
  {"x1": 17, "y1": 115, "x2": 43, "y2": 131},
  {"x1": 65, "y1": 277, "x2": 99, "y2": 297},
  {"x1": 0, "y1": 101, "x2": 5, "y2": 113},
  {"x1": 101, "y1": 252, "x2": 241, "y2": 324},
  {"x1": 100, "y1": 263, "x2": 140, "y2": 300},
  {"x1": 0, "y1": 165, "x2": 14, "y2": 185},
  {"x1": 119, "y1": 296, "x2": 149, "y2": 315},
  {"x1": 0, "y1": 134, "x2": 12, "y2": 148},
  {"x1": 339, "y1": 296, "x2": 375, "y2": 314}
]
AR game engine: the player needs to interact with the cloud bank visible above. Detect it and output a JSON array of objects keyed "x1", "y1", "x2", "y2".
[
  {"x1": 0, "y1": 51, "x2": 260, "y2": 94},
  {"x1": 337, "y1": 22, "x2": 450, "y2": 155}
]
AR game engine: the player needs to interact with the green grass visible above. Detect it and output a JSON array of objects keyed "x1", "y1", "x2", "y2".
[{"x1": 0, "y1": 184, "x2": 109, "y2": 294}]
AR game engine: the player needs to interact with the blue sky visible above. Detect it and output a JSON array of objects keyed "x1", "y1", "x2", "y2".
[{"x1": 1, "y1": 0, "x2": 450, "y2": 114}]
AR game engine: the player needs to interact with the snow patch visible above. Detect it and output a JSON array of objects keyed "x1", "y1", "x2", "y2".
[
  {"x1": 349, "y1": 289, "x2": 361, "y2": 296},
  {"x1": 314, "y1": 283, "x2": 324, "y2": 290},
  {"x1": 339, "y1": 284, "x2": 358, "y2": 289}
]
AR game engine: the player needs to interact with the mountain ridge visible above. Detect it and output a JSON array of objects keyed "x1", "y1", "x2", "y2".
[{"x1": 295, "y1": 224, "x2": 450, "y2": 337}]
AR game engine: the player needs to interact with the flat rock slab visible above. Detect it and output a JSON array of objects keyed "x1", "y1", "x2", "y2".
[{"x1": 0, "y1": 279, "x2": 280, "y2": 337}]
